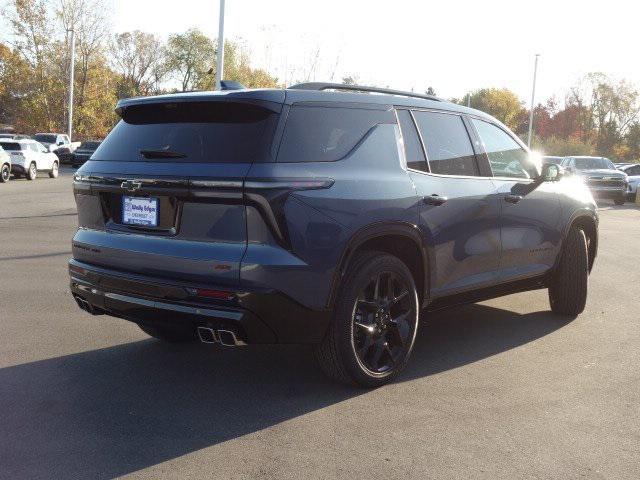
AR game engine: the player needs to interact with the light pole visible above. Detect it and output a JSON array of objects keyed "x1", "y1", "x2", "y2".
[
  {"x1": 527, "y1": 53, "x2": 540, "y2": 148},
  {"x1": 215, "y1": 0, "x2": 226, "y2": 90},
  {"x1": 67, "y1": 29, "x2": 76, "y2": 141}
]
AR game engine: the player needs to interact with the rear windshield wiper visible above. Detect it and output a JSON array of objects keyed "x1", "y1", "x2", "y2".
[{"x1": 140, "y1": 149, "x2": 186, "y2": 159}]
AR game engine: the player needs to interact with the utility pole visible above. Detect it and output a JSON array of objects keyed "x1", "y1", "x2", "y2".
[
  {"x1": 215, "y1": 0, "x2": 226, "y2": 90},
  {"x1": 67, "y1": 29, "x2": 76, "y2": 140},
  {"x1": 527, "y1": 54, "x2": 540, "y2": 148}
]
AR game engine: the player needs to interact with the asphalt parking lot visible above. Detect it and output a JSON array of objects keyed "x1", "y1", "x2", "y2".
[{"x1": 1, "y1": 170, "x2": 639, "y2": 480}]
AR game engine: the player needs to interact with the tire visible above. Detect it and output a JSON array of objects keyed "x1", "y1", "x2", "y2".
[
  {"x1": 0, "y1": 164, "x2": 9, "y2": 183},
  {"x1": 26, "y1": 162, "x2": 37, "y2": 181},
  {"x1": 315, "y1": 251, "x2": 419, "y2": 387},
  {"x1": 614, "y1": 195, "x2": 625, "y2": 206},
  {"x1": 548, "y1": 227, "x2": 588, "y2": 316},
  {"x1": 138, "y1": 323, "x2": 196, "y2": 343},
  {"x1": 48, "y1": 161, "x2": 59, "y2": 179}
]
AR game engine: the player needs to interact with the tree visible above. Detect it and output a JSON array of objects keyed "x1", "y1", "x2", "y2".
[
  {"x1": 110, "y1": 31, "x2": 166, "y2": 97},
  {"x1": 461, "y1": 88, "x2": 525, "y2": 131},
  {"x1": 165, "y1": 29, "x2": 215, "y2": 92},
  {"x1": 58, "y1": 0, "x2": 110, "y2": 107},
  {"x1": 213, "y1": 41, "x2": 279, "y2": 89},
  {"x1": 6, "y1": 0, "x2": 62, "y2": 131},
  {"x1": 342, "y1": 75, "x2": 358, "y2": 85}
]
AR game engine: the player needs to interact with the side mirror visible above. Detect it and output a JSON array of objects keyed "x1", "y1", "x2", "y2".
[
  {"x1": 57, "y1": 141, "x2": 64, "y2": 146},
  {"x1": 540, "y1": 163, "x2": 563, "y2": 182}
]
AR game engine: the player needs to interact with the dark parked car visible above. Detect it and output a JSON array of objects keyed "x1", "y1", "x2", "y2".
[
  {"x1": 71, "y1": 140, "x2": 101, "y2": 167},
  {"x1": 562, "y1": 156, "x2": 628, "y2": 205},
  {"x1": 69, "y1": 83, "x2": 598, "y2": 386}
]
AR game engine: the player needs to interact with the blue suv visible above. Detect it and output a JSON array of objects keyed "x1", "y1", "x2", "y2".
[{"x1": 69, "y1": 83, "x2": 598, "y2": 386}]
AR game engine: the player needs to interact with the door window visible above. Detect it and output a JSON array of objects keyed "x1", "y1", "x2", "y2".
[
  {"x1": 471, "y1": 119, "x2": 536, "y2": 179},
  {"x1": 412, "y1": 111, "x2": 479, "y2": 176},
  {"x1": 396, "y1": 109, "x2": 427, "y2": 171}
]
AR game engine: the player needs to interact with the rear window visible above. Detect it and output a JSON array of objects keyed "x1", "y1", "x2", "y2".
[
  {"x1": 92, "y1": 101, "x2": 279, "y2": 163},
  {"x1": 34, "y1": 134, "x2": 56, "y2": 144},
  {"x1": 0, "y1": 142, "x2": 24, "y2": 151},
  {"x1": 277, "y1": 105, "x2": 394, "y2": 162}
]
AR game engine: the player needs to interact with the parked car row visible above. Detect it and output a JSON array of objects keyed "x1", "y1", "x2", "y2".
[
  {"x1": 0, "y1": 133, "x2": 101, "y2": 182},
  {"x1": 67, "y1": 140, "x2": 102, "y2": 167},
  {"x1": 0, "y1": 139, "x2": 60, "y2": 182},
  {"x1": 543, "y1": 155, "x2": 635, "y2": 205}
]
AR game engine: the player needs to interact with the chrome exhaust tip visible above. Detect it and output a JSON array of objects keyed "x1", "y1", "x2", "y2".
[
  {"x1": 197, "y1": 326, "x2": 219, "y2": 344},
  {"x1": 217, "y1": 329, "x2": 247, "y2": 347}
]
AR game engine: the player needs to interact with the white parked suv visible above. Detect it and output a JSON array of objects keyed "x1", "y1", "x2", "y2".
[
  {"x1": 0, "y1": 139, "x2": 59, "y2": 180},
  {"x1": 0, "y1": 144, "x2": 11, "y2": 183},
  {"x1": 620, "y1": 164, "x2": 640, "y2": 201}
]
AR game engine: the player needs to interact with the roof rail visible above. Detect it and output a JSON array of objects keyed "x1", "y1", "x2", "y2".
[{"x1": 288, "y1": 82, "x2": 442, "y2": 102}]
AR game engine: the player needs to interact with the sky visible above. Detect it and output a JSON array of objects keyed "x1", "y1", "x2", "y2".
[{"x1": 6, "y1": 0, "x2": 640, "y2": 103}]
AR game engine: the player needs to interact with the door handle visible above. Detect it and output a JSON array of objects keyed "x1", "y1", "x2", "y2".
[
  {"x1": 423, "y1": 194, "x2": 447, "y2": 206},
  {"x1": 504, "y1": 194, "x2": 523, "y2": 204}
]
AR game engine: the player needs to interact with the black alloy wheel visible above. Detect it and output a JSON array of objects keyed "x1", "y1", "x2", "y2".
[{"x1": 351, "y1": 271, "x2": 415, "y2": 375}]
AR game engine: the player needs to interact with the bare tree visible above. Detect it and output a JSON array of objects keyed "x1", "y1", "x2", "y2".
[
  {"x1": 57, "y1": 0, "x2": 110, "y2": 106},
  {"x1": 110, "y1": 30, "x2": 166, "y2": 96}
]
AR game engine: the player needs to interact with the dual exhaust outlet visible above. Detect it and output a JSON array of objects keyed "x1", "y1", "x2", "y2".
[
  {"x1": 197, "y1": 326, "x2": 247, "y2": 347},
  {"x1": 73, "y1": 294, "x2": 102, "y2": 316}
]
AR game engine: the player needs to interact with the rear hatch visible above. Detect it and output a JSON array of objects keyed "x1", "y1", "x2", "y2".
[{"x1": 72, "y1": 95, "x2": 282, "y2": 287}]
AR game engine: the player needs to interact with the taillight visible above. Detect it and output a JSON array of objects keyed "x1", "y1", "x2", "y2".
[{"x1": 69, "y1": 264, "x2": 87, "y2": 276}]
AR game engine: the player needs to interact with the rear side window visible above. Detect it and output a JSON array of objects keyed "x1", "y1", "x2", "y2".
[
  {"x1": 277, "y1": 105, "x2": 393, "y2": 162},
  {"x1": 412, "y1": 111, "x2": 478, "y2": 176},
  {"x1": 92, "y1": 101, "x2": 278, "y2": 163},
  {"x1": 396, "y1": 109, "x2": 427, "y2": 172},
  {"x1": 471, "y1": 119, "x2": 536, "y2": 179},
  {"x1": 0, "y1": 142, "x2": 24, "y2": 151}
]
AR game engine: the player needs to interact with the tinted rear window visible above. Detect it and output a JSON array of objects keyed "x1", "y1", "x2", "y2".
[
  {"x1": 34, "y1": 134, "x2": 57, "y2": 144},
  {"x1": 92, "y1": 101, "x2": 278, "y2": 163},
  {"x1": 0, "y1": 142, "x2": 24, "y2": 151},
  {"x1": 277, "y1": 105, "x2": 394, "y2": 162}
]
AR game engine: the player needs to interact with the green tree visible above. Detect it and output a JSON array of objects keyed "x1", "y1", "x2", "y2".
[
  {"x1": 165, "y1": 29, "x2": 215, "y2": 92},
  {"x1": 461, "y1": 88, "x2": 525, "y2": 131}
]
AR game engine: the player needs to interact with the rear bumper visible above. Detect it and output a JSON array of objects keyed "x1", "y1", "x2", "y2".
[{"x1": 68, "y1": 259, "x2": 331, "y2": 344}]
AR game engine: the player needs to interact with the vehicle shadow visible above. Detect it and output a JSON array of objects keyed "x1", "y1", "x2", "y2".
[
  {"x1": 0, "y1": 303, "x2": 571, "y2": 479},
  {"x1": 597, "y1": 201, "x2": 639, "y2": 210}
]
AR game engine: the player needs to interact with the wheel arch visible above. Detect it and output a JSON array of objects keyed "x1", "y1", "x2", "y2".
[
  {"x1": 562, "y1": 211, "x2": 598, "y2": 273},
  {"x1": 327, "y1": 222, "x2": 430, "y2": 309}
]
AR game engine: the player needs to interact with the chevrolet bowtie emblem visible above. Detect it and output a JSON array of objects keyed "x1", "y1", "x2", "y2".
[{"x1": 121, "y1": 180, "x2": 142, "y2": 192}]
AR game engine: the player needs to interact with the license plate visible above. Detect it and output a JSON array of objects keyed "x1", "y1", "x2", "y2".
[{"x1": 122, "y1": 196, "x2": 158, "y2": 227}]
